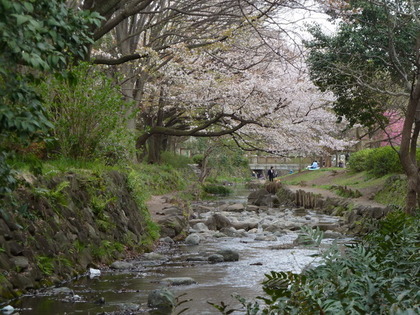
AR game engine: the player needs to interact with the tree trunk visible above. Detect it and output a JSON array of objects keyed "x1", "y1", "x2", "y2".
[{"x1": 399, "y1": 79, "x2": 420, "y2": 215}]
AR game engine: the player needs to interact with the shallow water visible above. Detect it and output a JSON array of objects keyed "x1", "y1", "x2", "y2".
[{"x1": 7, "y1": 185, "x2": 344, "y2": 315}]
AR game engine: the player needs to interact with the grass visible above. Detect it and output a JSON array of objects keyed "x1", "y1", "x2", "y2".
[
  {"x1": 279, "y1": 168, "x2": 403, "y2": 205},
  {"x1": 279, "y1": 168, "x2": 341, "y2": 186}
]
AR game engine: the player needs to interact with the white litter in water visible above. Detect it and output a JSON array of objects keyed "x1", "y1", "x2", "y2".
[
  {"x1": 1, "y1": 305, "x2": 14, "y2": 314},
  {"x1": 89, "y1": 268, "x2": 101, "y2": 278}
]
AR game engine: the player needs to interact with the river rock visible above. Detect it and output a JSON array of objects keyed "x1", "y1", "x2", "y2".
[
  {"x1": 158, "y1": 215, "x2": 187, "y2": 238},
  {"x1": 192, "y1": 222, "x2": 209, "y2": 232},
  {"x1": 254, "y1": 234, "x2": 277, "y2": 241},
  {"x1": 143, "y1": 252, "x2": 166, "y2": 260},
  {"x1": 160, "y1": 236, "x2": 175, "y2": 244},
  {"x1": 194, "y1": 205, "x2": 216, "y2": 213},
  {"x1": 205, "y1": 213, "x2": 232, "y2": 230},
  {"x1": 148, "y1": 288, "x2": 175, "y2": 310},
  {"x1": 186, "y1": 256, "x2": 207, "y2": 262},
  {"x1": 110, "y1": 261, "x2": 134, "y2": 270},
  {"x1": 1, "y1": 305, "x2": 14, "y2": 314},
  {"x1": 10, "y1": 256, "x2": 29, "y2": 271},
  {"x1": 246, "y1": 205, "x2": 259, "y2": 212},
  {"x1": 217, "y1": 249, "x2": 239, "y2": 261},
  {"x1": 315, "y1": 222, "x2": 340, "y2": 232},
  {"x1": 162, "y1": 206, "x2": 183, "y2": 216},
  {"x1": 248, "y1": 189, "x2": 272, "y2": 207},
  {"x1": 208, "y1": 254, "x2": 224, "y2": 263},
  {"x1": 185, "y1": 234, "x2": 201, "y2": 245},
  {"x1": 162, "y1": 277, "x2": 197, "y2": 286},
  {"x1": 232, "y1": 221, "x2": 258, "y2": 231},
  {"x1": 213, "y1": 232, "x2": 227, "y2": 238},
  {"x1": 323, "y1": 231, "x2": 344, "y2": 239},
  {"x1": 219, "y1": 227, "x2": 237, "y2": 237},
  {"x1": 226, "y1": 203, "x2": 245, "y2": 212},
  {"x1": 49, "y1": 287, "x2": 74, "y2": 296}
]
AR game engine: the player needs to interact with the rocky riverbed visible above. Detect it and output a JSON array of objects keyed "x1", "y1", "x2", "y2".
[{"x1": 4, "y1": 185, "x2": 353, "y2": 315}]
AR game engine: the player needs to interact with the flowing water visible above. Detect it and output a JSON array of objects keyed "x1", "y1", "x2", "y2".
[{"x1": 6, "y1": 185, "x2": 346, "y2": 315}]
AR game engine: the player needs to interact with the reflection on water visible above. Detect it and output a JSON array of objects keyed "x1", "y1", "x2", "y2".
[{"x1": 8, "y1": 184, "x2": 343, "y2": 315}]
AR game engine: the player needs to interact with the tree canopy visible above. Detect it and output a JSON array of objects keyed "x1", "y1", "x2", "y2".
[
  {"x1": 305, "y1": 0, "x2": 420, "y2": 213},
  {"x1": 0, "y1": 0, "x2": 101, "y2": 192}
]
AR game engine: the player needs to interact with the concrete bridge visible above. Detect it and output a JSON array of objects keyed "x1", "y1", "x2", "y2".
[{"x1": 248, "y1": 155, "x2": 310, "y2": 178}]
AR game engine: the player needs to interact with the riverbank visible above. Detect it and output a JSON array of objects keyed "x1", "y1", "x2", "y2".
[
  {"x1": 278, "y1": 168, "x2": 405, "y2": 207},
  {"x1": 0, "y1": 162, "x2": 190, "y2": 303}
]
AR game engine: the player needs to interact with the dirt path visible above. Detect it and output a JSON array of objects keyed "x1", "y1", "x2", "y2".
[{"x1": 146, "y1": 194, "x2": 175, "y2": 222}]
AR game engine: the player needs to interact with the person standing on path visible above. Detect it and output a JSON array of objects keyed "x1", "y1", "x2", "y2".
[{"x1": 268, "y1": 166, "x2": 275, "y2": 182}]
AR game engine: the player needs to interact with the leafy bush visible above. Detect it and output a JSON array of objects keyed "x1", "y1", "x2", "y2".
[
  {"x1": 347, "y1": 148, "x2": 373, "y2": 172},
  {"x1": 214, "y1": 211, "x2": 419, "y2": 314},
  {"x1": 192, "y1": 154, "x2": 204, "y2": 166},
  {"x1": 367, "y1": 146, "x2": 403, "y2": 177},
  {"x1": 39, "y1": 62, "x2": 132, "y2": 160},
  {"x1": 349, "y1": 146, "x2": 403, "y2": 177},
  {"x1": 161, "y1": 151, "x2": 193, "y2": 169},
  {"x1": 202, "y1": 184, "x2": 232, "y2": 196}
]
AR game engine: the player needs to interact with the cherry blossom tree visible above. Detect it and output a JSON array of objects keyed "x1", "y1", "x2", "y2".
[
  {"x1": 74, "y1": 0, "x2": 353, "y2": 162},
  {"x1": 134, "y1": 35, "x2": 352, "y2": 162}
]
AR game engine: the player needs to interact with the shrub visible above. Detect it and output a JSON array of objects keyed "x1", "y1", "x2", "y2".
[
  {"x1": 367, "y1": 146, "x2": 402, "y2": 177},
  {"x1": 348, "y1": 148, "x2": 373, "y2": 172},
  {"x1": 39, "y1": 62, "x2": 132, "y2": 160},
  {"x1": 348, "y1": 146, "x2": 403, "y2": 177},
  {"x1": 202, "y1": 184, "x2": 232, "y2": 196},
  {"x1": 192, "y1": 154, "x2": 204, "y2": 166},
  {"x1": 161, "y1": 151, "x2": 192, "y2": 169}
]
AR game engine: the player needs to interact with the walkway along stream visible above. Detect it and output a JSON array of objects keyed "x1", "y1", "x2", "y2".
[{"x1": 4, "y1": 183, "x2": 387, "y2": 314}]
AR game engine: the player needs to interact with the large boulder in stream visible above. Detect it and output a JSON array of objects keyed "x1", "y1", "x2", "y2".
[
  {"x1": 205, "y1": 213, "x2": 232, "y2": 230},
  {"x1": 148, "y1": 288, "x2": 175, "y2": 311},
  {"x1": 185, "y1": 233, "x2": 201, "y2": 245},
  {"x1": 217, "y1": 249, "x2": 239, "y2": 261},
  {"x1": 248, "y1": 189, "x2": 279, "y2": 207},
  {"x1": 157, "y1": 206, "x2": 188, "y2": 238}
]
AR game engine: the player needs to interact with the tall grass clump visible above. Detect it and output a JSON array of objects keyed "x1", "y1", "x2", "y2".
[{"x1": 39, "y1": 62, "x2": 134, "y2": 162}]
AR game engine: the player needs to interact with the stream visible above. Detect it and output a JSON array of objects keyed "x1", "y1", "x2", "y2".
[{"x1": 6, "y1": 185, "x2": 348, "y2": 315}]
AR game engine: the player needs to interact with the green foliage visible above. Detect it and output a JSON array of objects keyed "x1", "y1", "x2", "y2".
[
  {"x1": 0, "y1": 0, "x2": 101, "y2": 193},
  {"x1": 330, "y1": 185, "x2": 362, "y2": 198},
  {"x1": 126, "y1": 163, "x2": 189, "y2": 243},
  {"x1": 368, "y1": 146, "x2": 403, "y2": 177},
  {"x1": 192, "y1": 154, "x2": 204, "y2": 166},
  {"x1": 202, "y1": 184, "x2": 233, "y2": 196},
  {"x1": 347, "y1": 148, "x2": 374, "y2": 172},
  {"x1": 39, "y1": 62, "x2": 132, "y2": 160},
  {"x1": 161, "y1": 151, "x2": 193, "y2": 169},
  {"x1": 129, "y1": 164, "x2": 187, "y2": 197},
  {"x1": 218, "y1": 211, "x2": 419, "y2": 314},
  {"x1": 33, "y1": 180, "x2": 70, "y2": 207},
  {"x1": 188, "y1": 138, "x2": 250, "y2": 180},
  {"x1": 374, "y1": 175, "x2": 406, "y2": 208},
  {"x1": 36, "y1": 256, "x2": 54, "y2": 276},
  {"x1": 348, "y1": 146, "x2": 403, "y2": 177},
  {"x1": 304, "y1": 0, "x2": 418, "y2": 128},
  {"x1": 90, "y1": 240, "x2": 125, "y2": 260}
]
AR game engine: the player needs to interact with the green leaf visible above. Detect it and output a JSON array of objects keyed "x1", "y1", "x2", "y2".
[
  {"x1": 23, "y1": 1, "x2": 34, "y2": 13},
  {"x1": 12, "y1": 14, "x2": 31, "y2": 25}
]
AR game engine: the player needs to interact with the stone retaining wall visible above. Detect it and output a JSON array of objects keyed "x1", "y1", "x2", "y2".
[{"x1": 0, "y1": 171, "x2": 154, "y2": 302}]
